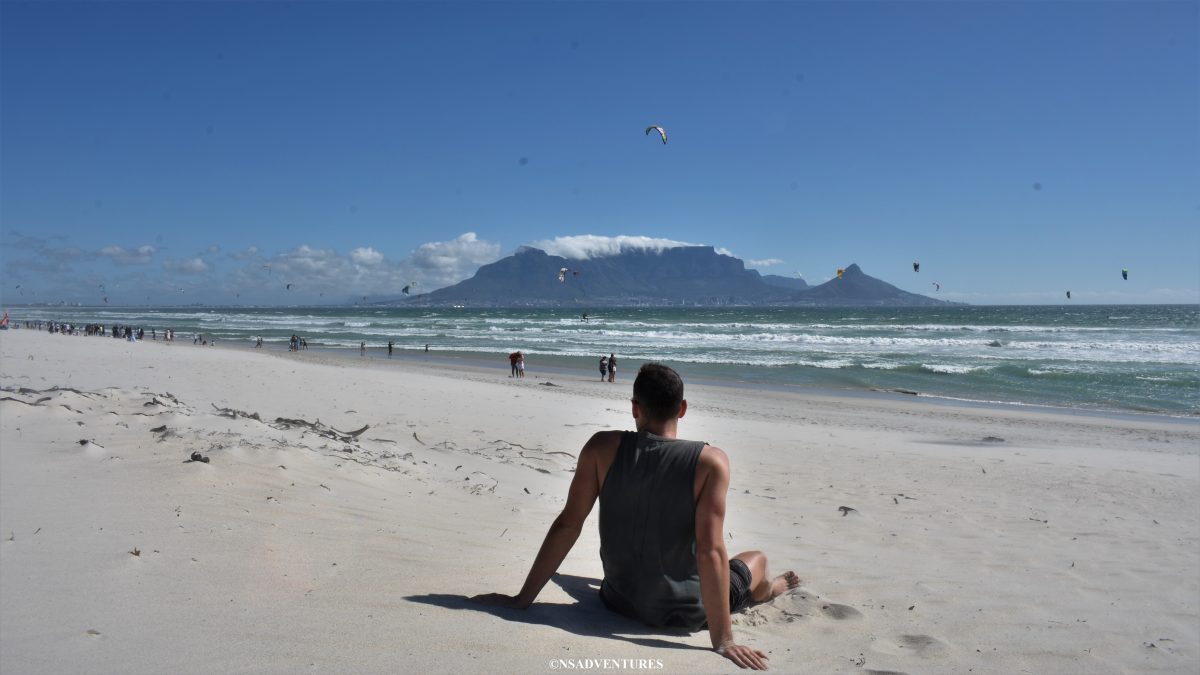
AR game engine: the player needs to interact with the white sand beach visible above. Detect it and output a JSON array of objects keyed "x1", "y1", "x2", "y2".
[{"x1": 1, "y1": 328, "x2": 1197, "y2": 674}]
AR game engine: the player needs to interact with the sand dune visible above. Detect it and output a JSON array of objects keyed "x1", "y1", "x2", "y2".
[{"x1": 2, "y1": 329, "x2": 1197, "y2": 673}]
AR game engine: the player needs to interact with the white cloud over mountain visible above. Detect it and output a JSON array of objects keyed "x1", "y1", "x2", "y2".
[{"x1": 529, "y1": 235, "x2": 699, "y2": 260}]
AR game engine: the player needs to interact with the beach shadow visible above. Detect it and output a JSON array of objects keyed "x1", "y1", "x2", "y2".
[{"x1": 405, "y1": 574, "x2": 708, "y2": 652}]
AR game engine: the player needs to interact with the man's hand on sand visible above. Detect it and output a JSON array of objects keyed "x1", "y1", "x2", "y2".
[
  {"x1": 719, "y1": 644, "x2": 769, "y2": 670},
  {"x1": 469, "y1": 593, "x2": 531, "y2": 609}
]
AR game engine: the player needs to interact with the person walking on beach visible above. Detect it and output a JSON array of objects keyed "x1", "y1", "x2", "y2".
[
  {"x1": 599, "y1": 355, "x2": 608, "y2": 381},
  {"x1": 473, "y1": 363, "x2": 797, "y2": 670},
  {"x1": 360, "y1": 341, "x2": 366, "y2": 356},
  {"x1": 607, "y1": 353, "x2": 617, "y2": 383}
]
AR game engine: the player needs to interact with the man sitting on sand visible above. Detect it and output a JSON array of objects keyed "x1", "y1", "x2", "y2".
[{"x1": 473, "y1": 363, "x2": 798, "y2": 670}]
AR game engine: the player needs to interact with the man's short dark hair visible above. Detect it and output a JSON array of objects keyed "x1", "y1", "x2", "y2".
[{"x1": 632, "y1": 363, "x2": 684, "y2": 422}]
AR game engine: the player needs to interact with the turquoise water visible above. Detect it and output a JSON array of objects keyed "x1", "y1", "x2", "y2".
[{"x1": 7, "y1": 305, "x2": 1198, "y2": 416}]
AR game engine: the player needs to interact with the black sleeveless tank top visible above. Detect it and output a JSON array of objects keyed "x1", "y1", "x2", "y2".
[{"x1": 598, "y1": 430, "x2": 707, "y2": 630}]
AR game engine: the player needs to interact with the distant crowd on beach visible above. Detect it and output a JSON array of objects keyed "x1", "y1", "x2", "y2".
[
  {"x1": 16, "y1": 319, "x2": 204, "y2": 345},
  {"x1": 12, "y1": 318, "x2": 624, "y2": 384}
]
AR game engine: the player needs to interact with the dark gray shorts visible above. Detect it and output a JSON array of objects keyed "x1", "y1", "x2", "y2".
[{"x1": 729, "y1": 558, "x2": 753, "y2": 612}]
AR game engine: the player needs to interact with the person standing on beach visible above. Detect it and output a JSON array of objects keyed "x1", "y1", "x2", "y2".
[
  {"x1": 599, "y1": 355, "x2": 608, "y2": 381},
  {"x1": 473, "y1": 363, "x2": 797, "y2": 670},
  {"x1": 388, "y1": 340, "x2": 394, "y2": 357},
  {"x1": 607, "y1": 353, "x2": 617, "y2": 383},
  {"x1": 360, "y1": 341, "x2": 366, "y2": 356},
  {"x1": 517, "y1": 352, "x2": 525, "y2": 378},
  {"x1": 508, "y1": 351, "x2": 519, "y2": 378}
]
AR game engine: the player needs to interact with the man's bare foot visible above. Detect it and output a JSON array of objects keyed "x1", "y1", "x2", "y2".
[{"x1": 769, "y1": 571, "x2": 801, "y2": 599}]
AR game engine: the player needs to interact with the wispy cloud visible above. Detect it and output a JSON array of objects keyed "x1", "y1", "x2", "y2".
[
  {"x1": 163, "y1": 257, "x2": 210, "y2": 274},
  {"x1": 349, "y1": 246, "x2": 384, "y2": 266},
  {"x1": 217, "y1": 233, "x2": 502, "y2": 300},
  {"x1": 97, "y1": 245, "x2": 156, "y2": 265},
  {"x1": 408, "y1": 233, "x2": 502, "y2": 283},
  {"x1": 748, "y1": 258, "x2": 785, "y2": 268}
]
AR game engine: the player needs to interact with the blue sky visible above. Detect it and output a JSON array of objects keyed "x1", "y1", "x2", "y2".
[{"x1": 2, "y1": 0, "x2": 1197, "y2": 306}]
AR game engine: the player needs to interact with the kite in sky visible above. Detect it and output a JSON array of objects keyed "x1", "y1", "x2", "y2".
[
  {"x1": 912, "y1": 262, "x2": 920, "y2": 272},
  {"x1": 558, "y1": 267, "x2": 569, "y2": 283},
  {"x1": 645, "y1": 125, "x2": 667, "y2": 144},
  {"x1": 836, "y1": 268, "x2": 844, "y2": 280},
  {"x1": 1122, "y1": 268, "x2": 1129, "y2": 280}
]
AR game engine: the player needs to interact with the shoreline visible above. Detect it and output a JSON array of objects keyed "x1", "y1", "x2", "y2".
[
  {"x1": 8, "y1": 325, "x2": 1200, "y2": 425},
  {"x1": 5, "y1": 303, "x2": 1196, "y2": 418},
  {"x1": 200, "y1": 336, "x2": 1200, "y2": 425}
]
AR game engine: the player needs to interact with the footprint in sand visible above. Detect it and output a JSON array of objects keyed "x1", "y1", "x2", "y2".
[
  {"x1": 872, "y1": 634, "x2": 948, "y2": 657},
  {"x1": 821, "y1": 603, "x2": 863, "y2": 620}
]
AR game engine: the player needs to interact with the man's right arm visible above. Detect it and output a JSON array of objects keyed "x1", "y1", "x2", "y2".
[
  {"x1": 695, "y1": 446, "x2": 769, "y2": 670},
  {"x1": 470, "y1": 431, "x2": 612, "y2": 609}
]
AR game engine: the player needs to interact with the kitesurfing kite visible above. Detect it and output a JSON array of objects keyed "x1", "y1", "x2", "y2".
[
  {"x1": 912, "y1": 262, "x2": 920, "y2": 273},
  {"x1": 645, "y1": 125, "x2": 667, "y2": 144},
  {"x1": 932, "y1": 282, "x2": 941, "y2": 292},
  {"x1": 103, "y1": 297, "x2": 108, "y2": 304},
  {"x1": 1122, "y1": 268, "x2": 1129, "y2": 280},
  {"x1": 1066, "y1": 291, "x2": 1072, "y2": 299},
  {"x1": 558, "y1": 267, "x2": 569, "y2": 283},
  {"x1": 836, "y1": 268, "x2": 845, "y2": 280},
  {"x1": 286, "y1": 283, "x2": 292, "y2": 291},
  {"x1": 402, "y1": 281, "x2": 417, "y2": 295}
]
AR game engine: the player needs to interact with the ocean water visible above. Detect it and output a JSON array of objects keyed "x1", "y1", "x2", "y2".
[{"x1": 6, "y1": 305, "x2": 1198, "y2": 416}]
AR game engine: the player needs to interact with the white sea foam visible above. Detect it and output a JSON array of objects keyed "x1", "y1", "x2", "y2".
[{"x1": 922, "y1": 364, "x2": 990, "y2": 375}]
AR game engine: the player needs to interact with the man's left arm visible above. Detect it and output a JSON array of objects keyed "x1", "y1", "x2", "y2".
[
  {"x1": 696, "y1": 446, "x2": 769, "y2": 670},
  {"x1": 471, "y1": 433, "x2": 606, "y2": 608}
]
